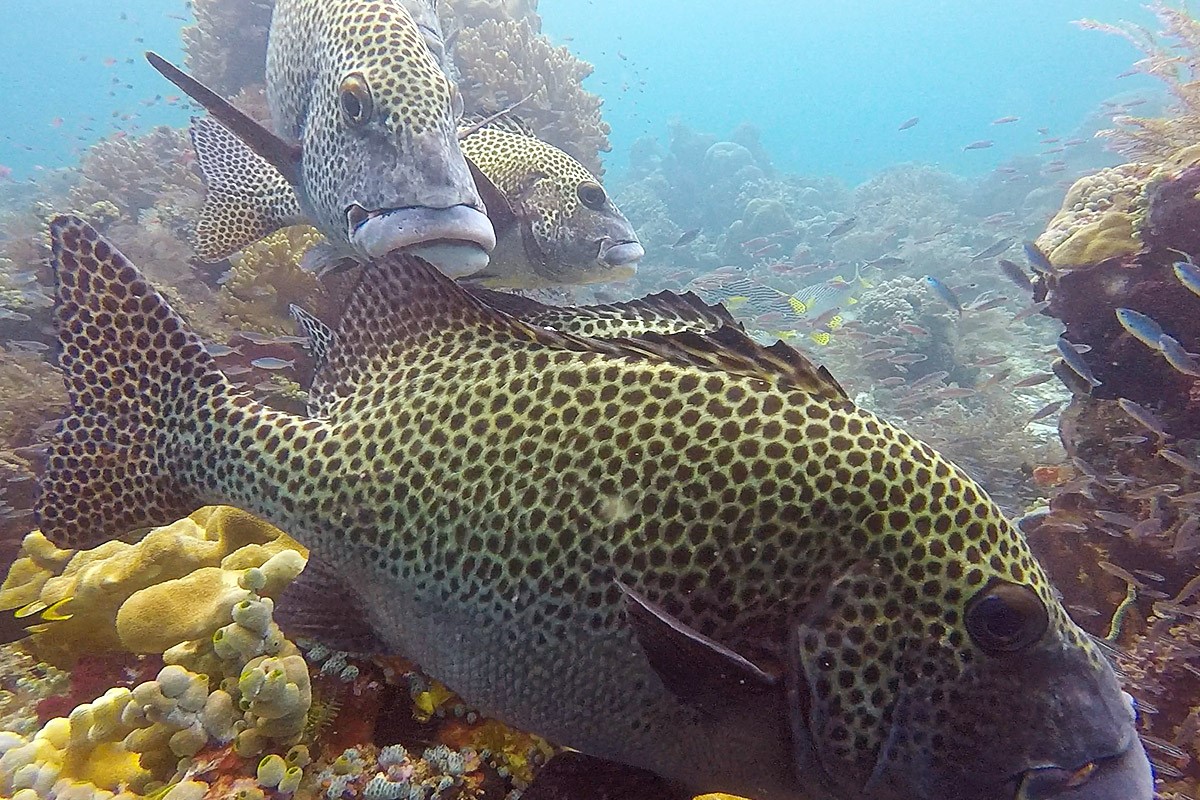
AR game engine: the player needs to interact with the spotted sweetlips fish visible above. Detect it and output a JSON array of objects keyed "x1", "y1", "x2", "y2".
[
  {"x1": 146, "y1": 0, "x2": 495, "y2": 277},
  {"x1": 40, "y1": 216, "x2": 1150, "y2": 800},
  {"x1": 458, "y1": 115, "x2": 645, "y2": 289}
]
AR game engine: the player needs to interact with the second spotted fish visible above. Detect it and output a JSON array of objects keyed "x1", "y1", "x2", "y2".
[{"x1": 458, "y1": 115, "x2": 645, "y2": 288}]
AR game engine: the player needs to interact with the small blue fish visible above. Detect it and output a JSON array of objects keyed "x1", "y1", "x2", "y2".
[
  {"x1": 1023, "y1": 241, "x2": 1055, "y2": 276},
  {"x1": 1159, "y1": 334, "x2": 1200, "y2": 377},
  {"x1": 1117, "y1": 398, "x2": 1167, "y2": 439},
  {"x1": 1114, "y1": 308, "x2": 1165, "y2": 350},
  {"x1": 923, "y1": 275, "x2": 962, "y2": 316},
  {"x1": 1174, "y1": 260, "x2": 1200, "y2": 298},
  {"x1": 1056, "y1": 336, "x2": 1101, "y2": 387}
]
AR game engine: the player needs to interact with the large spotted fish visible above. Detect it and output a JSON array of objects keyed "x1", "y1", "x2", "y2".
[
  {"x1": 40, "y1": 216, "x2": 1151, "y2": 800},
  {"x1": 147, "y1": 0, "x2": 496, "y2": 277},
  {"x1": 458, "y1": 116, "x2": 646, "y2": 289}
]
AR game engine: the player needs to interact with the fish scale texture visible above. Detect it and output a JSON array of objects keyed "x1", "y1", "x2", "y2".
[{"x1": 43, "y1": 215, "x2": 1110, "y2": 797}]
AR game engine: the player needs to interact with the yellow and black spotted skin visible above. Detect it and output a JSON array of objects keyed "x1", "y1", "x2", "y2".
[
  {"x1": 42, "y1": 217, "x2": 1149, "y2": 800},
  {"x1": 461, "y1": 120, "x2": 644, "y2": 289},
  {"x1": 190, "y1": 0, "x2": 483, "y2": 262},
  {"x1": 190, "y1": 116, "x2": 305, "y2": 261}
]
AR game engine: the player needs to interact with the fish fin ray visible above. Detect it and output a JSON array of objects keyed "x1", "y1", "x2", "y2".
[
  {"x1": 323, "y1": 255, "x2": 847, "y2": 403},
  {"x1": 619, "y1": 582, "x2": 779, "y2": 708},
  {"x1": 146, "y1": 52, "x2": 302, "y2": 186},
  {"x1": 189, "y1": 116, "x2": 305, "y2": 261},
  {"x1": 463, "y1": 286, "x2": 739, "y2": 339},
  {"x1": 466, "y1": 156, "x2": 519, "y2": 239},
  {"x1": 288, "y1": 304, "x2": 338, "y2": 418},
  {"x1": 39, "y1": 216, "x2": 228, "y2": 549},
  {"x1": 274, "y1": 558, "x2": 386, "y2": 654}
]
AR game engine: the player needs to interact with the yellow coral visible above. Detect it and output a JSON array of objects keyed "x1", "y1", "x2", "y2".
[
  {"x1": 1035, "y1": 163, "x2": 1152, "y2": 267},
  {"x1": 218, "y1": 226, "x2": 325, "y2": 334},
  {"x1": 0, "y1": 507, "x2": 306, "y2": 667},
  {"x1": 1047, "y1": 211, "x2": 1140, "y2": 266}
]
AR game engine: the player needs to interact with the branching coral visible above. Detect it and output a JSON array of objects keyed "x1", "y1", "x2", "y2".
[
  {"x1": 217, "y1": 226, "x2": 326, "y2": 335},
  {"x1": 1078, "y1": 3, "x2": 1200, "y2": 162},
  {"x1": 452, "y1": 18, "x2": 610, "y2": 174},
  {"x1": 67, "y1": 128, "x2": 202, "y2": 227},
  {"x1": 181, "y1": 0, "x2": 273, "y2": 98}
]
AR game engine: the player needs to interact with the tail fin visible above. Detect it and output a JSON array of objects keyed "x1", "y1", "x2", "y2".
[
  {"x1": 39, "y1": 216, "x2": 230, "y2": 549},
  {"x1": 190, "y1": 116, "x2": 305, "y2": 262}
]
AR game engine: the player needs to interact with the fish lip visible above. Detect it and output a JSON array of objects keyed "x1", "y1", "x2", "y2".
[
  {"x1": 349, "y1": 204, "x2": 497, "y2": 278},
  {"x1": 597, "y1": 238, "x2": 645, "y2": 268},
  {"x1": 1012, "y1": 740, "x2": 1153, "y2": 800}
]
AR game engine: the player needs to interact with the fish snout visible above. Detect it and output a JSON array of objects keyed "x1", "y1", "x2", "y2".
[
  {"x1": 597, "y1": 237, "x2": 645, "y2": 268},
  {"x1": 1014, "y1": 742, "x2": 1152, "y2": 800},
  {"x1": 348, "y1": 203, "x2": 497, "y2": 278}
]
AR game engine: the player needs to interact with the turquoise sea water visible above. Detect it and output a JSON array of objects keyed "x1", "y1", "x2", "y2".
[{"x1": 0, "y1": 1, "x2": 1161, "y2": 184}]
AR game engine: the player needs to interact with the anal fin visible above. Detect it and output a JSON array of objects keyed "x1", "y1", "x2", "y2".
[
  {"x1": 274, "y1": 557, "x2": 385, "y2": 654},
  {"x1": 522, "y1": 751, "x2": 691, "y2": 800}
]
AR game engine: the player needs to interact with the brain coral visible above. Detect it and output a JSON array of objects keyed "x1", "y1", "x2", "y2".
[{"x1": 1034, "y1": 163, "x2": 1153, "y2": 267}]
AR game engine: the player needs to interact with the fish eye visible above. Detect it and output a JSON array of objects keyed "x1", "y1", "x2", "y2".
[
  {"x1": 965, "y1": 580, "x2": 1048, "y2": 655},
  {"x1": 577, "y1": 181, "x2": 607, "y2": 210},
  {"x1": 339, "y1": 73, "x2": 373, "y2": 126}
]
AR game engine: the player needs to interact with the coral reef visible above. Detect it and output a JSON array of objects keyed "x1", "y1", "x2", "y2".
[
  {"x1": 1079, "y1": 2, "x2": 1200, "y2": 161},
  {"x1": 1033, "y1": 163, "x2": 1150, "y2": 267},
  {"x1": 452, "y1": 18, "x2": 610, "y2": 174},
  {"x1": 0, "y1": 507, "x2": 306, "y2": 668},
  {"x1": 181, "y1": 0, "x2": 273, "y2": 98}
]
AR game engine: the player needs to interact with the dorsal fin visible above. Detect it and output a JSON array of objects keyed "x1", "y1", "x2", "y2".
[
  {"x1": 460, "y1": 112, "x2": 537, "y2": 139},
  {"x1": 465, "y1": 285, "x2": 742, "y2": 339},
  {"x1": 315, "y1": 254, "x2": 848, "y2": 414},
  {"x1": 288, "y1": 304, "x2": 337, "y2": 418}
]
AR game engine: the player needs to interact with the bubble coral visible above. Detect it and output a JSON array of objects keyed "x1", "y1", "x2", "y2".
[{"x1": 451, "y1": 18, "x2": 610, "y2": 175}]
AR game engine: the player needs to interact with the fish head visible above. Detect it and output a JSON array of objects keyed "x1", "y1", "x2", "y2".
[
  {"x1": 276, "y1": 1, "x2": 495, "y2": 276},
  {"x1": 462, "y1": 125, "x2": 643, "y2": 287},
  {"x1": 782, "y1": 457, "x2": 1150, "y2": 800}
]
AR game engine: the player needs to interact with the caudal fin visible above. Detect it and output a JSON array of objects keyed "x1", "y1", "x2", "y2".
[
  {"x1": 39, "y1": 216, "x2": 230, "y2": 549},
  {"x1": 190, "y1": 116, "x2": 305, "y2": 262}
]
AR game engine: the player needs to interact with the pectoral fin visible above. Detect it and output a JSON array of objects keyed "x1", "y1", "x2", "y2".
[
  {"x1": 619, "y1": 582, "x2": 779, "y2": 708},
  {"x1": 145, "y1": 51, "x2": 302, "y2": 187}
]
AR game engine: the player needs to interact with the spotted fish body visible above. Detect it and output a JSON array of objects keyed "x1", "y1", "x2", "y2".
[
  {"x1": 175, "y1": 0, "x2": 495, "y2": 276},
  {"x1": 459, "y1": 117, "x2": 645, "y2": 289},
  {"x1": 42, "y1": 217, "x2": 1151, "y2": 800}
]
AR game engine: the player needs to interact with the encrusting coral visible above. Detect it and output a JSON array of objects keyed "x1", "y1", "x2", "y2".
[{"x1": 1034, "y1": 163, "x2": 1151, "y2": 267}]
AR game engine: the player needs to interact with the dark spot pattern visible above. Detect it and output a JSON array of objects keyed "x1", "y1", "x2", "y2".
[{"x1": 42, "y1": 216, "x2": 1102, "y2": 797}]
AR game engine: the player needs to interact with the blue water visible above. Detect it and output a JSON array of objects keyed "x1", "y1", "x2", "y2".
[{"x1": 0, "y1": 0, "x2": 1160, "y2": 184}]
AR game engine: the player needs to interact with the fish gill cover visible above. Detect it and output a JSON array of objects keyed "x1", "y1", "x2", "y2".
[{"x1": 0, "y1": 0, "x2": 1195, "y2": 799}]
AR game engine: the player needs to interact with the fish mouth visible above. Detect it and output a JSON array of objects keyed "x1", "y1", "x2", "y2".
[
  {"x1": 597, "y1": 238, "x2": 645, "y2": 269},
  {"x1": 1013, "y1": 741, "x2": 1152, "y2": 800},
  {"x1": 348, "y1": 203, "x2": 497, "y2": 278}
]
